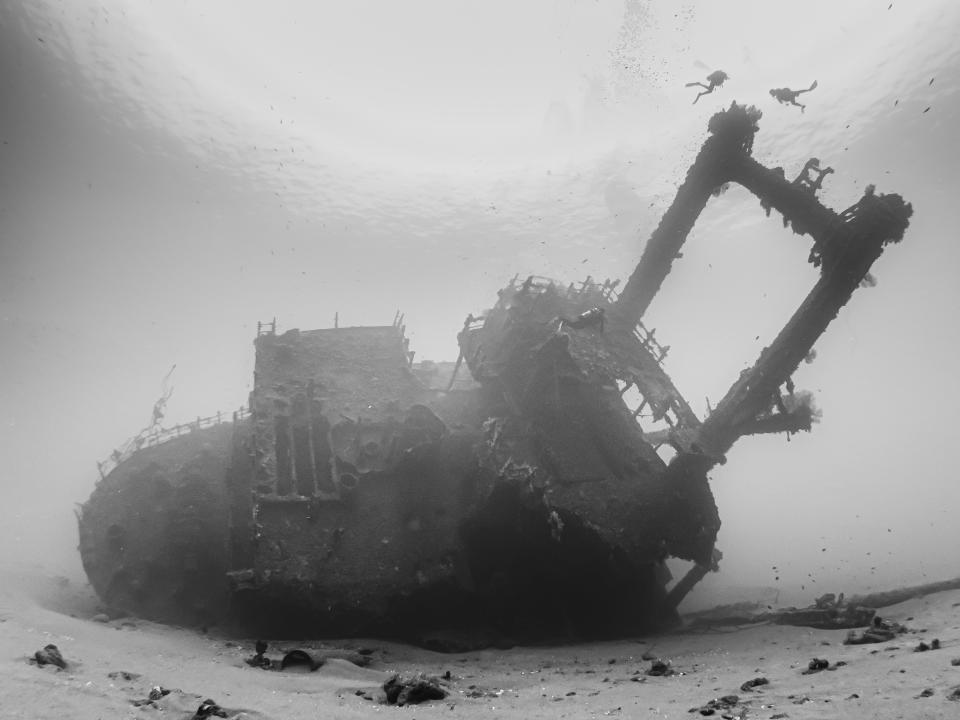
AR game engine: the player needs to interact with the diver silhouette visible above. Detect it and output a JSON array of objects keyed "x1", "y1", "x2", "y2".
[
  {"x1": 559, "y1": 307, "x2": 605, "y2": 333},
  {"x1": 685, "y1": 70, "x2": 729, "y2": 104},
  {"x1": 769, "y1": 80, "x2": 818, "y2": 112}
]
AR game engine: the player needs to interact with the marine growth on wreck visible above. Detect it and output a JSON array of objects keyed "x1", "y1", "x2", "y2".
[{"x1": 77, "y1": 104, "x2": 912, "y2": 645}]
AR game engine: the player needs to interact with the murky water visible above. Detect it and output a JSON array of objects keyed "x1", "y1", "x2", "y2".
[{"x1": 1, "y1": 0, "x2": 958, "y2": 606}]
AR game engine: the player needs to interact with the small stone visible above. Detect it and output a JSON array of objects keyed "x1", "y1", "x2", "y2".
[
  {"x1": 382, "y1": 673, "x2": 447, "y2": 706},
  {"x1": 739, "y1": 677, "x2": 769, "y2": 692},
  {"x1": 33, "y1": 644, "x2": 66, "y2": 669},
  {"x1": 107, "y1": 670, "x2": 141, "y2": 682},
  {"x1": 802, "y1": 658, "x2": 829, "y2": 674}
]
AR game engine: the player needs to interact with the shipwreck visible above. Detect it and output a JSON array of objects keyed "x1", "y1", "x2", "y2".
[{"x1": 78, "y1": 104, "x2": 912, "y2": 645}]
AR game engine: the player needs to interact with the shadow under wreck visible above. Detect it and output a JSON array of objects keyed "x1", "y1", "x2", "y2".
[{"x1": 77, "y1": 104, "x2": 912, "y2": 647}]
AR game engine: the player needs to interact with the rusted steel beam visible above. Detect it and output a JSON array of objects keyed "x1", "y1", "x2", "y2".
[
  {"x1": 735, "y1": 408, "x2": 813, "y2": 437},
  {"x1": 696, "y1": 189, "x2": 912, "y2": 460},
  {"x1": 613, "y1": 105, "x2": 760, "y2": 326},
  {"x1": 729, "y1": 154, "x2": 840, "y2": 240},
  {"x1": 613, "y1": 143, "x2": 727, "y2": 325},
  {"x1": 614, "y1": 103, "x2": 911, "y2": 466}
]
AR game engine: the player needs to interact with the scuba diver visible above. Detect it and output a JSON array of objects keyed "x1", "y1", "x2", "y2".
[
  {"x1": 685, "y1": 70, "x2": 729, "y2": 104},
  {"x1": 559, "y1": 307, "x2": 605, "y2": 333},
  {"x1": 769, "y1": 80, "x2": 818, "y2": 112}
]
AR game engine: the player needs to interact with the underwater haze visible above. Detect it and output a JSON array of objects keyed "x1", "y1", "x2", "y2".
[{"x1": 1, "y1": 0, "x2": 959, "y2": 609}]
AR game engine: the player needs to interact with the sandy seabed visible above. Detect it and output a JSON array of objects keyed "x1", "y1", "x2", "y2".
[{"x1": 3, "y1": 567, "x2": 960, "y2": 720}]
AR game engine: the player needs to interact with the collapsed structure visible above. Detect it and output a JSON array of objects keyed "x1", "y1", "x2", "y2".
[{"x1": 78, "y1": 105, "x2": 912, "y2": 644}]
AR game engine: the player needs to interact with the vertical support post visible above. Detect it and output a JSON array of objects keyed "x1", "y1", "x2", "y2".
[{"x1": 446, "y1": 349, "x2": 464, "y2": 392}]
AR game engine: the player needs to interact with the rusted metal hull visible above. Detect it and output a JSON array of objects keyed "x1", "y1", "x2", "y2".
[{"x1": 80, "y1": 325, "x2": 708, "y2": 642}]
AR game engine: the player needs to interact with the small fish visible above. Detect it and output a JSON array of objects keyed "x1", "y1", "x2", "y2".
[
  {"x1": 928, "y1": 77, "x2": 935, "y2": 85},
  {"x1": 894, "y1": 99, "x2": 899, "y2": 106},
  {"x1": 888, "y1": 2, "x2": 892, "y2": 8},
  {"x1": 923, "y1": 106, "x2": 931, "y2": 113}
]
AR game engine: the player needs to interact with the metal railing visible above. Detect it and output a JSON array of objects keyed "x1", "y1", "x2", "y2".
[
  {"x1": 97, "y1": 406, "x2": 250, "y2": 481},
  {"x1": 633, "y1": 321, "x2": 671, "y2": 364},
  {"x1": 257, "y1": 318, "x2": 277, "y2": 337},
  {"x1": 498, "y1": 274, "x2": 623, "y2": 307}
]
